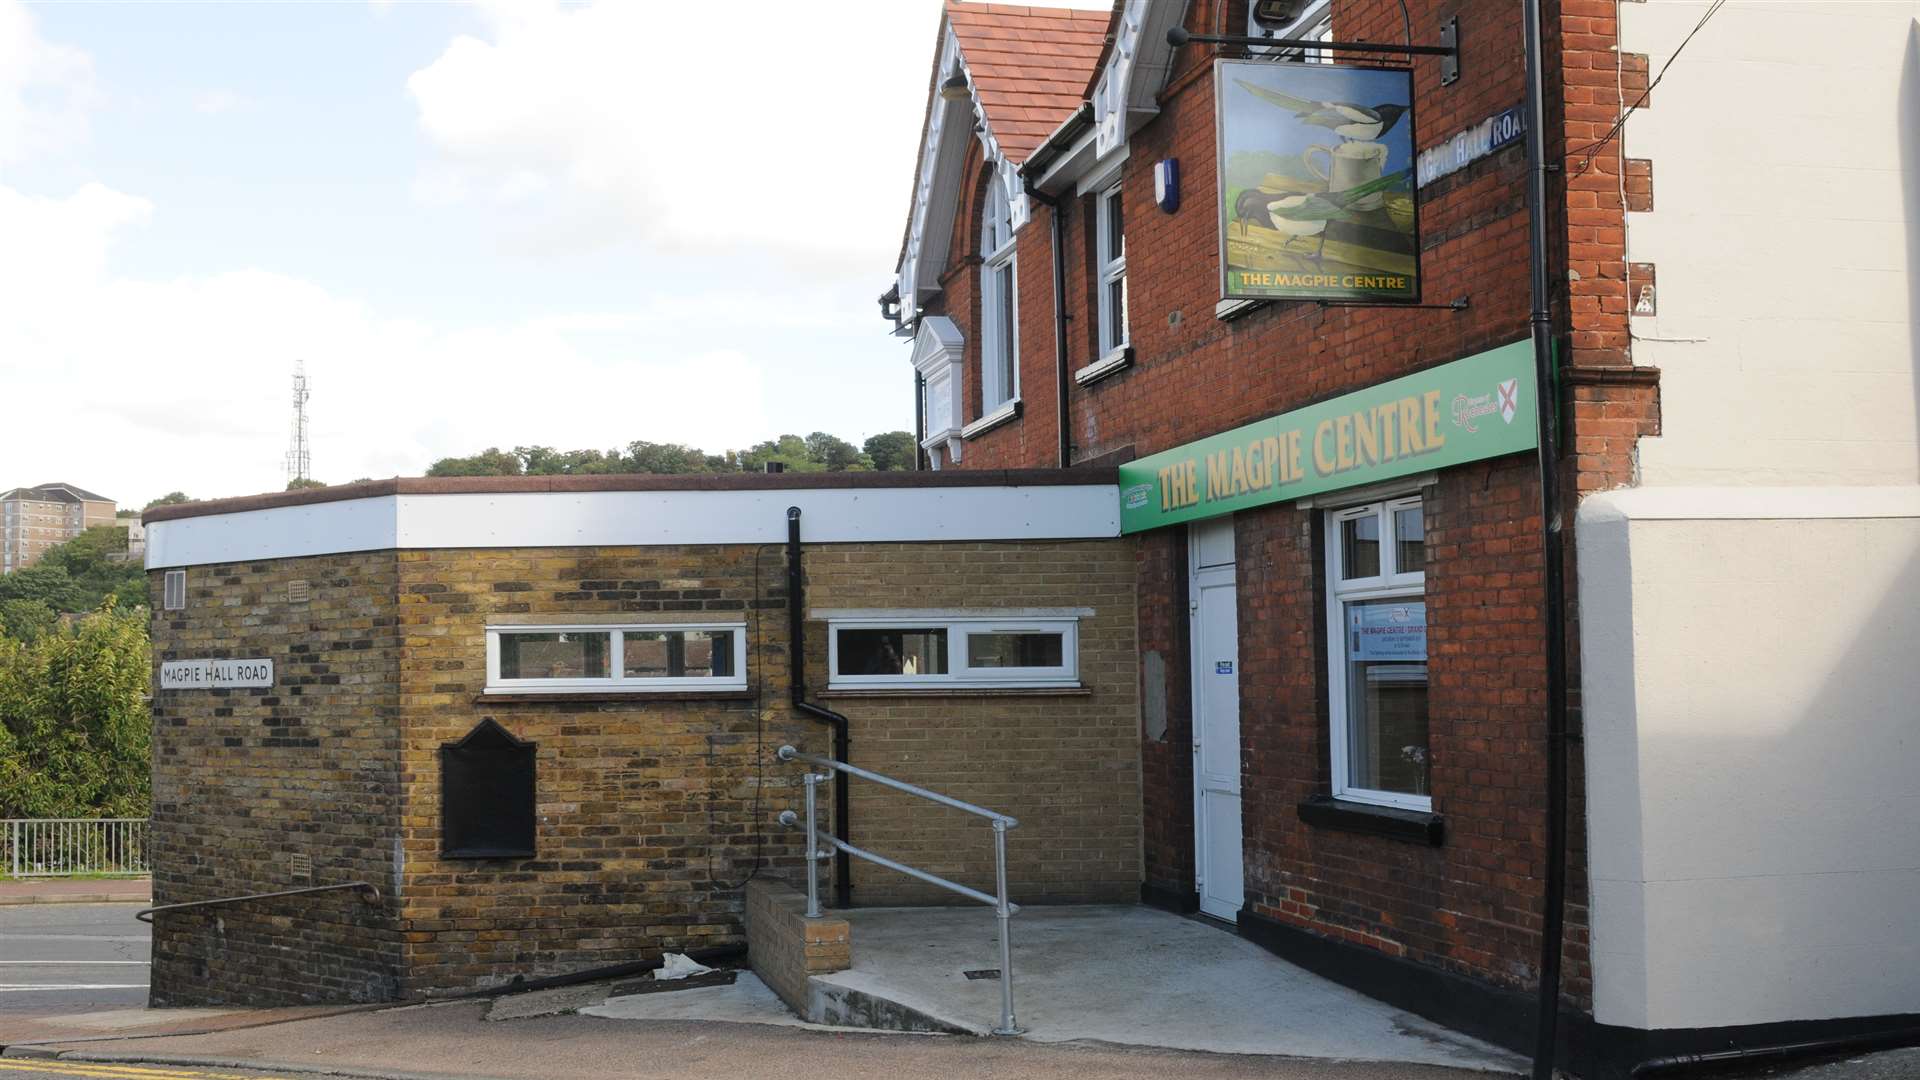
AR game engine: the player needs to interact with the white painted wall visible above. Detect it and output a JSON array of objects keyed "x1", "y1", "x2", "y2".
[
  {"x1": 1621, "y1": 2, "x2": 1920, "y2": 486},
  {"x1": 1578, "y1": 488, "x2": 1920, "y2": 1030},
  {"x1": 146, "y1": 486, "x2": 1122, "y2": 569}
]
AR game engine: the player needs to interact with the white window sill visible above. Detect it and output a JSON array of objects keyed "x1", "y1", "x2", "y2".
[
  {"x1": 961, "y1": 398, "x2": 1022, "y2": 439},
  {"x1": 1330, "y1": 787, "x2": 1433, "y2": 814},
  {"x1": 821, "y1": 684, "x2": 1090, "y2": 699},
  {"x1": 483, "y1": 684, "x2": 748, "y2": 696},
  {"x1": 1074, "y1": 346, "x2": 1133, "y2": 386}
]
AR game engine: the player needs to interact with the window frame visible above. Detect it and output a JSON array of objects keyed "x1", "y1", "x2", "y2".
[
  {"x1": 1324, "y1": 496, "x2": 1430, "y2": 812},
  {"x1": 484, "y1": 622, "x2": 749, "y2": 694},
  {"x1": 1096, "y1": 182, "x2": 1128, "y2": 360},
  {"x1": 827, "y1": 615, "x2": 1079, "y2": 690},
  {"x1": 1257, "y1": 0, "x2": 1334, "y2": 63},
  {"x1": 979, "y1": 181, "x2": 1020, "y2": 415}
]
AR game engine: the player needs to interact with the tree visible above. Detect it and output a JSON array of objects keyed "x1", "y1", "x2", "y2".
[
  {"x1": 518, "y1": 446, "x2": 619, "y2": 475},
  {"x1": 0, "y1": 564, "x2": 88, "y2": 613},
  {"x1": 863, "y1": 431, "x2": 917, "y2": 472},
  {"x1": 805, "y1": 432, "x2": 868, "y2": 471},
  {"x1": 739, "y1": 434, "x2": 822, "y2": 474},
  {"x1": 0, "y1": 599, "x2": 57, "y2": 643},
  {"x1": 285, "y1": 478, "x2": 328, "y2": 491},
  {"x1": 32, "y1": 527, "x2": 145, "y2": 614},
  {"x1": 427, "y1": 448, "x2": 523, "y2": 477},
  {"x1": 0, "y1": 602, "x2": 152, "y2": 819},
  {"x1": 425, "y1": 429, "x2": 910, "y2": 478},
  {"x1": 621, "y1": 441, "x2": 718, "y2": 475},
  {"x1": 143, "y1": 492, "x2": 192, "y2": 511}
]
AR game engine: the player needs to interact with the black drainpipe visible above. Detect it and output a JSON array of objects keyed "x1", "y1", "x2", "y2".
[
  {"x1": 786, "y1": 506, "x2": 852, "y2": 909},
  {"x1": 1024, "y1": 179, "x2": 1072, "y2": 468},
  {"x1": 914, "y1": 371, "x2": 928, "y2": 471},
  {"x1": 1521, "y1": 0, "x2": 1571, "y2": 1076}
]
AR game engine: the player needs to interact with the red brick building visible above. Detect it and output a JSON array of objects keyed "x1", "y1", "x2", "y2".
[{"x1": 886, "y1": 0, "x2": 1663, "y2": 1069}]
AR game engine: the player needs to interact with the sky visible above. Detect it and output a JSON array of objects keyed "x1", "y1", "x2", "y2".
[{"x1": 0, "y1": 0, "x2": 1111, "y2": 510}]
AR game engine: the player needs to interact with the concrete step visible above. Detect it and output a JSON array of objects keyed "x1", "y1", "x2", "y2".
[{"x1": 804, "y1": 974, "x2": 977, "y2": 1035}]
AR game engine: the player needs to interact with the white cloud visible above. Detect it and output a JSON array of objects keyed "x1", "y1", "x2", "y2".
[
  {"x1": 193, "y1": 89, "x2": 251, "y2": 115},
  {"x1": 405, "y1": 2, "x2": 944, "y2": 266},
  {"x1": 0, "y1": 0, "x2": 95, "y2": 162},
  {"x1": 0, "y1": 182, "x2": 791, "y2": 507}
]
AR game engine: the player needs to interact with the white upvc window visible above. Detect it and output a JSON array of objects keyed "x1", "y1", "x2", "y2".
[
  {"x1": 979, "y1": 180, "x2": 1019, "y2": 415},
  {"x1": 1253, "y1": 0, "x2": 1334, "y2": 62},
  {"x1": 1325, "y1": 497, "x2": 1430, "y2": 811},
  {"x1": 827, "y1": 615, "x2": 1078, "y2": 690},
  {"x1": 1096, "y1": 182, "x2": 1129, "y2": 359},
  {"x1": 1302, "y1": 14, "x2": 1334, "y2": 62},
  {"x1": 485, "y1": 623, "x2": 748, "y2": 694}
]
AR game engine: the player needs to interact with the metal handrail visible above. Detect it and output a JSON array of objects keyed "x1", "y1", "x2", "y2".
[
  {"x1": 136, "y1": 881, "x2": 381, "y2": 924},
  {"x1": 775, "y1": 743, "x2": 1023, "y2": 1036},
  {"x1": 777, "y1": 746, "x2": 1019, "y2": 828}
]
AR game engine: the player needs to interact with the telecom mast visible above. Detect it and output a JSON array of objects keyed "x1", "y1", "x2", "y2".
[{"x1": 285, "y1": 361, "x2": 312, "y2": 485}]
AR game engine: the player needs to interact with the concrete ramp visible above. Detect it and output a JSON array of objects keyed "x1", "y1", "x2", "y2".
[{"x1": 807, "y1": 905, "x2": 1524, "y2": 1072}]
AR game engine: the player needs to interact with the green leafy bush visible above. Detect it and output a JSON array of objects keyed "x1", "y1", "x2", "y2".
[{"x1": 0, "y1": 601, "x2": 151, "y2": 819}]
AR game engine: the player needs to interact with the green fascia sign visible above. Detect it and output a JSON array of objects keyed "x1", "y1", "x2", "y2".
[{"x1": 1117, "y1": 341, "x2": 1538, "y2": 533}]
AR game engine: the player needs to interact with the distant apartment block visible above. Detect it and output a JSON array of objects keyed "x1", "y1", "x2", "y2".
[{"x1": 1, "y1": 483, "x2": 117, "y2": 574}]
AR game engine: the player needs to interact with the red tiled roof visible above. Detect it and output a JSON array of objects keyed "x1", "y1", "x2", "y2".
[{"x1": 947, "y1": 1, "x2": 1112, "y2": 164}]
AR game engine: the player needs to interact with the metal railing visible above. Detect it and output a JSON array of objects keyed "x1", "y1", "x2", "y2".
[
  {"x1": 136, "y1": 881, "x2": 382, "y2": 924},
  {"x1": 774, "y1": 744, "x2": 1023, "y2": 1036},
  {"x1": 3, "y1": 818, "x2": 148, "y2": 877}
]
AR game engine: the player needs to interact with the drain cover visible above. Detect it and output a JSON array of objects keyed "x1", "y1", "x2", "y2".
[{"x1": 962, "y1": 969, "x2": 1001, "y2": 981}]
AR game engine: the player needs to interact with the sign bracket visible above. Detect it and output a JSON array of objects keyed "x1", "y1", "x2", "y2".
[{"x1": 1169, "y1": 26, "x2": 1460, "y2": 61}]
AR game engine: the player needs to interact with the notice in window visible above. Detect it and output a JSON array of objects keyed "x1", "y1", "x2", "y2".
[{"x1": 1349, "y1": 602, "x2": 1425, "y2": 661}]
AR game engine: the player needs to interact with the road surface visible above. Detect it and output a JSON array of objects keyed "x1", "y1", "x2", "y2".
[{"x1": 0, "y1": 903, "x2": 148, "y2": 1015}]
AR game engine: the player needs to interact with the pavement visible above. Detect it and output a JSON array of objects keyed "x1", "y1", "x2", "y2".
[
  {"x1": 3, "y1": 998, "x2": 1525, "y2": 1080},
  {"x1": 0, "y1": 1063, "x2": 324, "y2": 1080},
  {"x1": 1773, "y1": 1049, "x2": 1920, "y2": 1079},
  {"x1": 0, "y1": 880, "x2": 149, "y2": 907},
  {"x1": 815, "y1": 904, "x2": 1523, "y2": 1071},
  {"x1": 1, "y1": 893, "x2": 1912, "y2": 1080}
]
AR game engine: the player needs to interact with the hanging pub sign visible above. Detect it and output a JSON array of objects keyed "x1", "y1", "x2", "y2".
[
  {"x1": 1116, "y1": 341, "x2": 1536, "y2": 533},
  {"x1": 1216, "y1": 58, "x2": 1420, "y2": 303}
]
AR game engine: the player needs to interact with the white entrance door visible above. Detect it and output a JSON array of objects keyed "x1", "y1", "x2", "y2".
[{"x1": 1190, "y1": 518, "x2": 1244, "y2": 921}]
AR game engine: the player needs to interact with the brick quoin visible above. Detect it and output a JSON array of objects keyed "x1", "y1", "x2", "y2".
[{"x1": 912, "y1": 0, "x2": 1659, "y2": 1015}]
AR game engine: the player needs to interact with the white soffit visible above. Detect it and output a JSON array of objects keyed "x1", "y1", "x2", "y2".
[
  {"x1": 146, "y1": 487, "x2": 1123, "y2": 569},
  {"x1": 896, "y1": 23, "x2": 1027, "y2": 313},
  {"x1": 1092, "y1": 1, "x2": 1187, "y2": 158}
]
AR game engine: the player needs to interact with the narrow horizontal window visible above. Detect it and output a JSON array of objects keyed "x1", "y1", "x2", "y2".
[
  {"x1": 499, "y1": 631, "x2": 609, "y2": 681},
  {"x1": 486, "y1": 623, "x2": 748, "y2": 693},
  {"x1": 836, "y1": 628, "x2": 950, "y2": 677},
  {"x1": 966, "y1": 630, "x2": 1064, "y2": 669},
  {"x1": 623, "y1": 628, "x2": 735, "y2": 679},
  {"x1": 828, "y1": 616, "x2": 1078, "y2": 690}
]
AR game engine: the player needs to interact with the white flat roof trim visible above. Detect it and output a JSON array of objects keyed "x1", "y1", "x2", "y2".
[{"x1": 146, "y1": 487, "x2": 1123, "y2": 570}]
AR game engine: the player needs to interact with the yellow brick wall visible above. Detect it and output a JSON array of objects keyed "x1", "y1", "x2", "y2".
[
  {"x1": 743, "y1": 878, "x2": 849, "y2": 1016},
  {"x1": 804, "y1": 540, "x2": 1142, "y2": 905},
  {"x1": 151, "y1": 535, "x2": 1140, "y2": 1001},
  {"x1": 148, "y1": 553, "x2": 405, "y2": 1006},
  {"x1": 393, "y1": 545, "x2": 811, "y2": 994}
]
